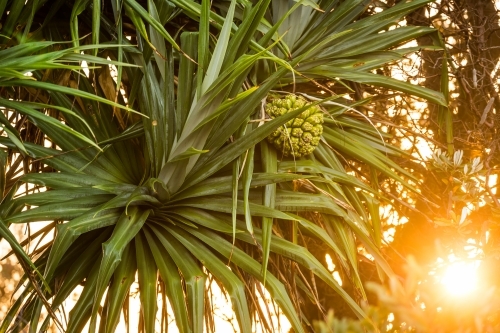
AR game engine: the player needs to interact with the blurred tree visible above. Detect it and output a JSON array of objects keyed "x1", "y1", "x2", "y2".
[{"x1": 389, "y1": 0, "x2": 500, "y2": 273}]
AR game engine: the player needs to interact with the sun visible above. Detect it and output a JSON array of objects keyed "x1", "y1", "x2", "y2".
[{"x1": 440, "y1": 261, "x2": 479, "y2": 296}]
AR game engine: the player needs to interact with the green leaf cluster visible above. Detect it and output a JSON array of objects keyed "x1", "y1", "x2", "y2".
[{"x1": 0, "y1": 0, "x2": 444, "y2": 332}]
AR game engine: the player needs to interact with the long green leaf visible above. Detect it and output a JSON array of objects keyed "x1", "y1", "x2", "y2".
[
  {"x1": 88, "y1": 207, "x2": 150, "y2": 333},
  {"x1": 135, "y1": 231, "x2": 158, "y2": 333},
  {"x1": 144, "y1": 227, "x2": 191, "y2": 333},
  {"x1": 171, "y1": 225, "x2": 306, "y2": 333}
]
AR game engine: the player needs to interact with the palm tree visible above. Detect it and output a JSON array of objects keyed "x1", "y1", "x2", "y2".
[{"x1": 0, "y1": 0, "x2": 445, "y2": 332}]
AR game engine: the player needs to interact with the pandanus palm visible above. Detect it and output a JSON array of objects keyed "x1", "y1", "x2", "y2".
[{"x1": 0, "y1": 0, "x2": 444, "y2": 332}]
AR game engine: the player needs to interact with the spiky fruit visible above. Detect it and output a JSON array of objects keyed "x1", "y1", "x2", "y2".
[{"x1": 266, "y1": 94, "x2": 324, "y2": 157}]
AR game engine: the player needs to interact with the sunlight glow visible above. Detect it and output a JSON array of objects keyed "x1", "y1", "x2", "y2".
[
  {"x1": 440, "y1": 261, "x2": 479, "y2": 296},
  {"x1": 81, "y1": 52, "x2": 90, "y2": 77},
  {"x1": 325, "y1": 254, "x2": 343, "y2": 286}
]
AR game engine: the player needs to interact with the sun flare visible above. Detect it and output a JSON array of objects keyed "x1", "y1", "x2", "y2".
[{"x1": 440, "y1": 261, "x2": 479, "y2": 296}]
